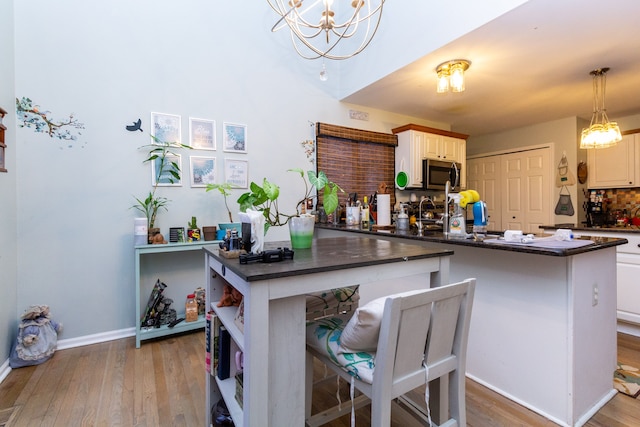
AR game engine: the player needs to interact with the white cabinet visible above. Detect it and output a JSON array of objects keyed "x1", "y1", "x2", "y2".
[
  {"x1": 587, "y1": 133, "x2": 639, "y2": 188},
  {"x1": 424, "y1": 134, "x2": 464, "y2": 162},
  {"x1": 395, "y1": 129, "x2": 426, "y2": 188},
  {"x1": 392, "y1": 124, "x2": 468, "y2": 189}
]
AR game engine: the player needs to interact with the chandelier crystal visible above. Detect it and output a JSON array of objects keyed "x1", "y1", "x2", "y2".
[
  {"x1": 580, "y1": 67, "x2": 622, "y2": 149},
  {"x1": 267, "y1": 0, "x2": 385, "y2": 60}
]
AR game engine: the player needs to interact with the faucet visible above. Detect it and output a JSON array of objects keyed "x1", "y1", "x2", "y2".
[
  {"x1": 443, "y1": 180, "x2": 451, "y2": 236},
  {"x1": 417, "y1": 196, "x2": 434, "y2": 235}
]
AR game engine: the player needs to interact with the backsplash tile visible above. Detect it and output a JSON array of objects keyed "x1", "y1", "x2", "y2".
[{"x1": 603, "y1": 188, "x2": 640, "y2": 213}]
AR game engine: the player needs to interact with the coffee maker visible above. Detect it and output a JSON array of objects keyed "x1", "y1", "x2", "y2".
[{"x1": 585, "y1": 201, "x2": 605, "y2": 227}]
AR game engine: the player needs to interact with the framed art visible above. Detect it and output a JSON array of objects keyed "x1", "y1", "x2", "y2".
[
  {"x1": 152, "y1": 154, "x2": 182, "y2": 186},
  {"x1": 190, "y1": 156, "x2": 216, "y2": 187},
  {"x1": 224, "y1": 159, "x2": 248, "y2": 188},
  {"x1": 189, "y1": 117, "x2": 216, "y2": 150},
  {"x1": 223, "y1": 122, "x2": 247, "y2": 153},
  {"x1": 151, "y1": 112, "x2": 181, "y2": 144}
]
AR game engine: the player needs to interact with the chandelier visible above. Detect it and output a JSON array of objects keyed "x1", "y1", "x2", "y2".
[
  {"x1": 267, "y1": 0, "x2": 385, "y2": 61},
  {"x1": 580, "y1": 67, "x2": 622, "y2": 149},
  {"x1": 436, "y1": 60, "x2": 471, "y2": 93}
]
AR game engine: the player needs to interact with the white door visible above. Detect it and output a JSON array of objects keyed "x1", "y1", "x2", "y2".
[
  {"x1": 467, "y1": 157, "x2": 502, "y2": 229},
  {"x1": 501, "y1": 149, "x2": 551, "y2": 233}
]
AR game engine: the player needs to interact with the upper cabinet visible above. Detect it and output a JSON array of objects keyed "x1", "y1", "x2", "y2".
[
  {"x1": 424, "y1": 134, "x2": 464, "y2": 162},
  {"x1": 587, "y1": 133, "x2": 639, "y2": 189},
  {"x1": 392, "y1": 124, "x2": 468, "y2": 189}
]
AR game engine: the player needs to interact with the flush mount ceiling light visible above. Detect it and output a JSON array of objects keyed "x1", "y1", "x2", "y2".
[
  {"x1": 435, "y1": 59, "x2": 471, "y2": 93},
  {"x1": 580, "y1": 67, "x2": 622, "y2": 149},
  {"x1": 267, "y1": 0, "x2": 385, "y2": 61}
]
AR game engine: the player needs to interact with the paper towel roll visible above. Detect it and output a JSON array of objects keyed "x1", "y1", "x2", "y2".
[{"x1": 377, "y1": 194, "x2": 391, "y2": 226}]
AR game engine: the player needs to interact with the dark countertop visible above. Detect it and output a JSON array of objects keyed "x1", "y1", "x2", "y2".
[
  {"x1": 203, "y1": 236, "x2": 453, "y2": 282},
  {"x1": 316, "y1": 223, "x2": 627, "y2": 257},
  {"x1": 540, "y1": 223, "x2": 640, "y2": 233}
]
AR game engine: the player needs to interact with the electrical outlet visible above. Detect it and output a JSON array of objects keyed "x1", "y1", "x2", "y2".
[{"x1": 592, "y1": 283, "x2": 599, "y2": 306}]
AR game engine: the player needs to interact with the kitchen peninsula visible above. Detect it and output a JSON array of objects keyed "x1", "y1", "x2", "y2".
[
  {"x1": 204, "y1": 236, "x2": 453, "y2": 427},
  {"x1": 316, "y1": 225, "x2": 626, "y2": 427}
]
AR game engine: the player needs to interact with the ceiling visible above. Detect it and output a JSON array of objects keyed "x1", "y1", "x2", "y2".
[{"x1": 341, "y1": 0, "x2": 640, "y2": 137}]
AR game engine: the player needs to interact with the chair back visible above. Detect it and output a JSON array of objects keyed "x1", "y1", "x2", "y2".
[{"x1": 373, "y1": 279, "x2": 476, "y2": 399}]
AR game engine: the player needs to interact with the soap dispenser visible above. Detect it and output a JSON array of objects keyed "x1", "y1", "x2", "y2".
[{"x1": 396, "y1": 204, "x2": 409, "y2": 231}]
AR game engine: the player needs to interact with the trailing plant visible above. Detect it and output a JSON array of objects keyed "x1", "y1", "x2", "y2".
[
  {"x1": 237, "y1": 169, "x2": 342, "y2": 233},
  {"x1": 132, "y1": 134, "x2": 191, "y2": 229}
]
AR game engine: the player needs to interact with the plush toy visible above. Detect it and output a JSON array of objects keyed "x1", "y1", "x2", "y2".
[
  {"x1": 151, "y1": 233, "x2": 167, "y2": 244},
  {"x1": 217, "y1": 284, "x2": 242, "y2": 307},
  {"x1": 9, "y1": 305, "x2": 62, "y2": 368}
]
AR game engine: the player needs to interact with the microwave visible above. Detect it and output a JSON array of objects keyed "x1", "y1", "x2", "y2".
[{"x1": 422, "y1": 159, "x2": 461, "y2": 190}]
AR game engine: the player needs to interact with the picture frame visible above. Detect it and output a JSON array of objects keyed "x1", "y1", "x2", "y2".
[
  {"x1": 223, "y1": 122, "x2": 247, "y2": 153},
  {"x1": 190, "y1": 156, "x2": 216, "y2": 187},
  {"x1": 151, "y1": 112, "x2": 181, "y2": 144},
  {"x1": 189, "y1": 117, "x2": 216, "y2": 150},
  {"x1": 224, "y1": 159, "x2": 248, "y2": 189},
  {"x1": 152, "y1": 154, "x2": 182, "y2": 186}
]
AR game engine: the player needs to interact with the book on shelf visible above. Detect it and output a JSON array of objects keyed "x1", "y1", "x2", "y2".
[
  {"x1": 205, "y1": 311, "x2": 214, "y2": 373},
  {"x1": 212, "y1": 315, "x2": 221, "y2": 376},
  {"x1": 217, "y1": 324, "x2": 231, "y2": 380}
]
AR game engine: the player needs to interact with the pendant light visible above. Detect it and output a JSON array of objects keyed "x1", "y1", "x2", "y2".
[
  {"x1": 267, "y1": 0, "x2": 385, "y2": 61},
  {"x1": 580, "y1": 67, "x2": 622, "y2": 149}
]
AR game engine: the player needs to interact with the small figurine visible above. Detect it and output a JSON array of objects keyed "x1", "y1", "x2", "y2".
[
  {"x1": 217, "y1": 284, "x2": 242, "y2": 307},
  {"x1": 151, "y1": 232, "x2": 167, "y2": 244}
]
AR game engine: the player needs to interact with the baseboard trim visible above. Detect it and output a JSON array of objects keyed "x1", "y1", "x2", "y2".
[
  {"x1": 57, "y1": 327, "x2": 136, "y2": 351},
  {"x1": 465, "y1": 373, "x2": 570, "y2": 427},
  {"x1": 617, "y1": 320, "x2": 640, "y2": 337},
  {"x1": 0, "y1": 359, "x2": 10, "y2": 386}
]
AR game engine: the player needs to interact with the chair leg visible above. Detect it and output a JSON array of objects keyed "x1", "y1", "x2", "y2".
[
  {"x1": 450, "y1": 369, "x2": 466, "y2": 426},
  {"x1": 371, "y1": 392, "x2": 392, "y2": 427}
]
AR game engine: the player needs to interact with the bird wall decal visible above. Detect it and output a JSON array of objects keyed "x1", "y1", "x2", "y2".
[{"x1": 126, "y1": 119, "x2": 143, "y2": 132}]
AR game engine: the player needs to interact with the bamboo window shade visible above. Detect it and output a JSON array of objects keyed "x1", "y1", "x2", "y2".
[{"x1": 315, "y1": 122, "x2": 397, "y2": 212}]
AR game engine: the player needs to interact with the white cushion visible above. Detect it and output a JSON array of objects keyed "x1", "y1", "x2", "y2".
[
  {"x1": 306, "y1": 314, "x2": 376, "y2": 384},
  {"x1": 339, "y1": 296, "x2": 386, "y2": 352},
  {"x1": 340, "y1": 289, "x2": 425, "y2": 353}
]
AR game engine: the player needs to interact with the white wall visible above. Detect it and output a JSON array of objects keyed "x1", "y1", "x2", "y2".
[
  {"x1": 0, "y1": 0, "x2": 17, "y2": 376},
  {"x1": 10, "y1": 0, "x2": 482, "y2": 348},
  {"x1": 1, "y1": 0, "x2": 536, "y2": 367}
]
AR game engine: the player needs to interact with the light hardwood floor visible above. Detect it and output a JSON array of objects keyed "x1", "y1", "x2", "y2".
[{"x1": 1, "y1": 331, "x2": 638, "y2": 426}]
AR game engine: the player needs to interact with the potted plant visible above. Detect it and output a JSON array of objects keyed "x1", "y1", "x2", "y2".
[
  {"x1": 187, "y1": 216, "x2": 201, "y2": 242},
  {"x1": 237, "y1": 169, "x2": 342, "y2": 248},
  {"x1": 205, "y1": 182, "x2": 242, "y2": 238},
  {"x1": 132, "y1": 135, "x2": 191, "y2": 243}
]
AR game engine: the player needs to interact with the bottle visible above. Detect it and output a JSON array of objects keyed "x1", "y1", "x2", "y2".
[
  {"x1": 185, "y1": 293, "x2": 198, "y2": 322},
  {"x1": 396, "y1": 204, "x2": 409, "y2": 231},
  {"x1": 361, "y1": 196, "x2": 370, "y2": 228},
  {"x1": 448, "y1": 194, "x2": 466, "y2": 238}
]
